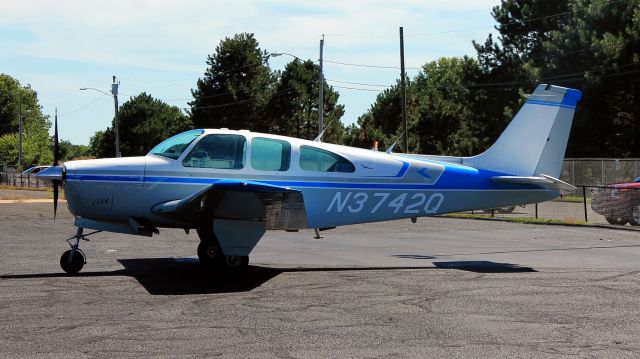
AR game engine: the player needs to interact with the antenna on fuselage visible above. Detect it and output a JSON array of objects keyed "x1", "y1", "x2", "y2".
[
  {"x1": 385, "y1": 129, "x2": 406, "y2": 154},
  {"x1": 313, "y1": 117, "x2": 337, "y2": 142}
]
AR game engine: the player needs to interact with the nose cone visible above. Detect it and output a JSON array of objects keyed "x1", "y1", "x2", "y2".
[{"x1": 36, "y1": 165, "x2": 64, "y2": 183}]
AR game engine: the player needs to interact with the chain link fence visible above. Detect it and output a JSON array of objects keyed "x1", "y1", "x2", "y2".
[
  {"x1": 0, "y1": 173, "x2": 49, "y2": 189},
  {"x1": 476, "y1": 159, "x2": 640, "y2": 228}
]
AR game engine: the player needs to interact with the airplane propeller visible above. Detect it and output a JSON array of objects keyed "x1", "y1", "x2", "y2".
[{"x1": 53, "y1": 109, "x2": 60, "y2": 219}]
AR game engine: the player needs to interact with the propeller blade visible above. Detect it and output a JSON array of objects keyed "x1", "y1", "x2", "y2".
[
  {"x1": 53, "y1": 108, "x2": 59, "y2": 219},
  {"x1": 53, "y1": 180, "x2": 59, "y2": 220},
  {"x1": 54, "y1": 108, "x2": 59, "y2": 166}
]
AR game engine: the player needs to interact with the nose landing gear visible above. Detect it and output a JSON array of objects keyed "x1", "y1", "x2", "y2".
[{"x1": 60, "y1": 228, "x2": 100, "y2": 275}]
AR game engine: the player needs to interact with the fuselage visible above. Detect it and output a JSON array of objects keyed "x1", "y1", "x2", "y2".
[{"x1": 62, "y1": 129, "x2": 558, "y2": 230}]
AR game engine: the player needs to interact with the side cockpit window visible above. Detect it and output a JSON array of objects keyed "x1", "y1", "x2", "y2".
[
  {"x1": 148, "y1": 129, "x2": 204, "y2": 160},
  {"x1": 251, "y1": 137, "x2": 291, "y2": 171},
  {"x1": 299, "y1": 145, "x2": 355, "y2": 173},
  {"x1": 183, "y1": 134, "x2": 246, "y2": 169}
]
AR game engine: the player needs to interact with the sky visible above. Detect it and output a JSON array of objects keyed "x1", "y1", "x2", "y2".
[{"x1": 0, "y1": 0, "x2": 501, "y2": 145}]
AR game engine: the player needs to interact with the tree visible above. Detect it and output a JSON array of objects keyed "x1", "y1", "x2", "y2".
[
  {"x1": 0, "y1": 74, "x2": 52, "y2": 167},
  {"x1": 90, "y1": 93, "x2": 191, "y2": 158},
  {"x1": 265, "y1": 59, "x2": 345, "y2": 143},
  {"x1": 343, "y1": 80, "x2": 419, "y2": 151},
  {"x1": 345, "y1": 57, "x2": 495, "y2": 156},
  {"x1": 189, "y1": 33, "x2": 275, "y2": 132},
  {"x1": 59, "y1": 140, "x2": 91, "y2": 161},
  {"x1": 473, "y1": 0, "x2": 640, "y2": 158},
  {"x1": 540, "y1": 0, "x2": 640, "y2": 157}
]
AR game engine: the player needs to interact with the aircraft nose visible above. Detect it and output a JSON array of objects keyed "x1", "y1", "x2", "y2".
[{"x1": 36, "y1": 165, "x2": 65, "y2": 183}]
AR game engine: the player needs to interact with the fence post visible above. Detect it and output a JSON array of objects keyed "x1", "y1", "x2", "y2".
[
  {"x1": 582, "y1": 185, "x2": 588, "y2": 223},
  {"x1": 535, "y1": 203, "x2": 538, "y2": 219}
]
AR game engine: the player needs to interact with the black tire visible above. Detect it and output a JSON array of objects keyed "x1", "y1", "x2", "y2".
[
  {"x1": 60, "y1": 250, "x2": 85, "y2": 275},
  {"x1": 221, "y1": 255, "x2": 249, "y2": 271},
  {"x1": 197, "y1": 240, "x2": 223, "y2": 268},
  {"x1": 605, "y1": 216, "x2": 627, "y2": 225}
]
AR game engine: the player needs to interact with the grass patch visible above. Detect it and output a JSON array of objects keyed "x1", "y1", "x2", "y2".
[
  {"x1": 442, "y1": 212, "x2": 588, "y2": 226},
  {"x1": 0, "y1": 185, "x2": 51, "y2": 192},
  {"x1": 0, "y1": 186, "x2": 64, "y2": 200},
  {"x1": 554, "y1": 195, "x2": 591, "y2": 203}
]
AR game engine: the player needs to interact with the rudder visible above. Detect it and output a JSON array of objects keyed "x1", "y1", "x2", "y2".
[{"x1": 465, "y1": 84, "x2": 581, "y2": 178}]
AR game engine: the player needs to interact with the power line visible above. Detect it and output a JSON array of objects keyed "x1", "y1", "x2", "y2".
[
  {"x1": 327, "y1": 0, "x2": 626, "y2": 38},
  {"x1": 326, "y1": 79, "x2": 392, "y2": 88},
  {"x1": 330, "y1": 85, "x2": 385, "y2": 92},
  {"x1": 58, "y1": 94, "x2": 109, "y2": 117},
  {"x1": 324, "y1": 59, "x2": 422, "y2": 70}
]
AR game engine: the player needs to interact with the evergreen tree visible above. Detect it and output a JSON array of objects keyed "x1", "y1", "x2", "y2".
[
  {"x1": 266, "y1": 59, "x2": 345, "y2": 143},
  {"x1": 90, "y1": 93, "x2": 191, "y2": 158},
  {"x1": 190, "y1": 33, "x2": 275, "y2": 132}
]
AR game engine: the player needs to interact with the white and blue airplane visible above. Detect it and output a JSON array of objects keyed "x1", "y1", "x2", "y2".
[{"x1": 38, "y1": 84, "x2": 581, "y2": 274}]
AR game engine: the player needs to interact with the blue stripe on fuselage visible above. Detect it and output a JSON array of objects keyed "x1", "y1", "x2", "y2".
[{"x1": 66, "y1": 166, "x2": 540, "y2": 191}]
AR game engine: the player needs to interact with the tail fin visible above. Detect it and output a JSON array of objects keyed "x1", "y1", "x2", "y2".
[{"x1": 465, "y1": 84, "x2": 581, "y2": 178}]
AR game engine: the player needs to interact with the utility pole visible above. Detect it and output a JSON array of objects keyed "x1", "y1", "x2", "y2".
[
  {"x1": 18, "y1": 101, "x2": 22, "y2": 167},
  {"x1": 111, "y1": 76, "x2": 120, "y2": 158},
  {"x1": 399, "y1": 27, "x2": 408, "y2": 153},
  {"x1": 318, "y1": 35, "x2": 325, "y2": 142}
]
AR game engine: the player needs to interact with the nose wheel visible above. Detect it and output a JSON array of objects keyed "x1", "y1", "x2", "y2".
[{"x1": 60, "y1": 249, "x2": 85, "y2": 275}]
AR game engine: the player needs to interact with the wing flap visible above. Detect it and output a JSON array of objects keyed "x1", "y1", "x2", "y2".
[
  {"x1": 491, "y1": 174, "x2": 576, "y2": 194},
  {"x1": 151, "y1": 180, "x2": 308, "y2": 230}
]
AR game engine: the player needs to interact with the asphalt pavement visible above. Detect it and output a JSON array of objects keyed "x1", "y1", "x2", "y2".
[{"x1": 1, "y1": 202, "x2": 640, "y2": 358}]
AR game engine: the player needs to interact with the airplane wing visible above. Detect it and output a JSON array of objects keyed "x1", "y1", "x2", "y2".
[
  {"x1": 151, "y1": 180, "x2": 308, "y2": 230},
  {"x1": 491, "y1": 174, "x2": 576, "y2": 195}
]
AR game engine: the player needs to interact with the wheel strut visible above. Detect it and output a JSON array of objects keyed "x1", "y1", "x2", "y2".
[{"x1": 60, "y1": 227, "x2": 101, "y2": 274}]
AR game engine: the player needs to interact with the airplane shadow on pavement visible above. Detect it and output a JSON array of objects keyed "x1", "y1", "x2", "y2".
[{"x1": 0, "y1": 258, "x2": 535, "y2": 295}]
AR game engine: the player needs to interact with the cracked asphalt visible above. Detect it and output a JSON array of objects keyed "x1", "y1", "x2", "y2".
[{"x1": 2, "y1": 202, "x2": 640, "y2": 358}]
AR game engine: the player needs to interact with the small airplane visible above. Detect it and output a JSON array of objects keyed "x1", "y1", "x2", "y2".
[{"x1": 38, "y1": 84, "x2": 581, "y2": 274}]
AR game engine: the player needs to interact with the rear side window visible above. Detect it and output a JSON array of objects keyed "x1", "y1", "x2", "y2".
[
  {"x1": 183, "y1": 134, "x2": 246, "y2": 169},
  {"x1": 251, "y1": 137, "x2": 291, "y2": 171},
  {"x1": 299, "y1": 145, "x2": 355, "y2": 173}
]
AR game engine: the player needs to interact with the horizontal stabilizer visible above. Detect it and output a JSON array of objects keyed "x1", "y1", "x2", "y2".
[{"x1": 491, "y1": 174, "x2": 576, "y2": 195}]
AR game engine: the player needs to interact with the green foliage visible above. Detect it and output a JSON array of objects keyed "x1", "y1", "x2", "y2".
[
  {"x1": 343, "y1": 80, "x2": 418, "y2": 151},
  {"x1": 348, "y1": 0, "x2": 640, "y2": 158},
  {"x1": 265, "y1": 59, "x2": 345, "y2": 143},
  {"x1": 58, "y1": 140, "x2": 91, "y2": 161},
  {"x1": 190, "y1": 33, "x2": 276, "y2": 132},
  {"x1": 345, "y1": 58, "x2": 499, "y2": 156},
  {"x1": 90, "y1": 93, "x2": 191, "y2": 158},
  {"x1": 474, "y1": 0, "x2": 640, "y2": 158},
  {"x1": 0, "y1": 74, "x2": 52, "y2": 166}
]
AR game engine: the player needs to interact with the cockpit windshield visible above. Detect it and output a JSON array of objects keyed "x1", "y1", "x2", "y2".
[{"x1": 148, "y1": 129, "x2": 204, "y2": 160}]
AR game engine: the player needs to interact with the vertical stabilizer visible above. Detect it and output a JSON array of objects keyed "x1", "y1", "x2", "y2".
[{"x1": 465, "y1": 84, "x2": 581, "y2": 178}]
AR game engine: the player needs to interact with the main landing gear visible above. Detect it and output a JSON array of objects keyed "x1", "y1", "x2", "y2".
[
  {"x1": 60, "y1": 228, "x2": 100, "y2": 275},
  {"x1": 196, "y1": 227, "x2": 249, "y2": 271}
]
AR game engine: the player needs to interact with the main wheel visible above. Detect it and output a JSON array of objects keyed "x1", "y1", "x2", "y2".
[
  {"x1": 221, "y1": 255, "x2": 249, "y2": 271},
  {"x1": 197, "y1": 240, "x2": 223, "y2": 268},
  {"x1": 605, "y1": 216, "x2": 627, "y2": 225},
  {"x1": 60, "y1": 250, "x2": 85, "y2": 274}
]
